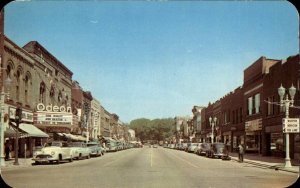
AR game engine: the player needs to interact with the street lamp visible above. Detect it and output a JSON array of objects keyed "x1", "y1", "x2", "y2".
[
  {"x1": 278, "y1": 84, "x2": 296, "y2": 168},
  {"x1": 0, "y1": 77, "x2": 12, "y2": 167},
  {"x1": 13, "y1": 106, "x2": 22, "y2": 165},
  {"x1": 209, "y1": 116, "x2": 217, "y2": 144}
]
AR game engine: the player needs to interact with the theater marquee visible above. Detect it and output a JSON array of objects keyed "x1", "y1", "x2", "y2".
[{"x1": 34, "y1": 103, "x2": 73, "y2": 125}]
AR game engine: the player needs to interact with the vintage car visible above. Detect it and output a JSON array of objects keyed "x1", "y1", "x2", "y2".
[
  {"x1": 32, "y1": 141, "x2": 73, "y2": 164},
  {"x1": 87, "y1": 142, "x2": 104, "y2": 157},
  {"x1": 206, "y1": 142, "x2": 228, "y2": 159},
  {"x1": 195, "y1": 143, "x2": 211, "y2": 156},
  {"x1": 187, "y1": 143, "x2": 201, "y2": 153},
  {"x1": 68, "y1": 142, "x2": 91, "y2": 160}
]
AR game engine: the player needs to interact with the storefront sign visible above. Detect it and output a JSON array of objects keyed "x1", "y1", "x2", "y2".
[
  {"x1": 245, "y1": 118, "x2": 262, "y2": 132},
  {"x1": 9, "y1": 107, "x2": 33, "y2": 123},
  {"x1": 36, "y1": 103, "x2": 72, "y2": 113},
  {"x1": 282, "y1": 118, "x2": 299, "y2": 133}
]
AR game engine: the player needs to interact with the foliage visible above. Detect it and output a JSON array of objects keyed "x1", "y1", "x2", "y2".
[{"x1": 129, "y1": 118, "x2": 175, "y2": 142}]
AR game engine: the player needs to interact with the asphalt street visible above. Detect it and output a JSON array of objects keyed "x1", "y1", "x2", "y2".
[{"x1": 1, "y1": 147, "x2": 298, "y2": 188}]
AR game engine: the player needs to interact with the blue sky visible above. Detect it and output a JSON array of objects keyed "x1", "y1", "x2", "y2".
[{"x1": 4, "y1": 1, "x2": 299, "y2": 123}]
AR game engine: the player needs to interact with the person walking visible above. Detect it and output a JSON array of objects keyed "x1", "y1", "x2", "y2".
[
  {"x1": 5, "y1": 142, "x2": 11, "y2": 161},
  {"x1": 238, "y1": 143, "x2": 244, "y2": 163}
]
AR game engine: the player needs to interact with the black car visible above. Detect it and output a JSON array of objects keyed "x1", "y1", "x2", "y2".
[
  {"x1": 196, "y1": 143, "x2": 211, "y2": 156},
  {"x1": 206, "y1": 142, "x2": 228, "y2": 159}
]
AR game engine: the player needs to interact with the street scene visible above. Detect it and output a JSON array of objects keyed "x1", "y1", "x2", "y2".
[
  {"x1": 1, "y1": 146, "x2": 298, "y2": 188},
  {"x1": 0, "y1": 1, "x2": 300, "y2": 188}
]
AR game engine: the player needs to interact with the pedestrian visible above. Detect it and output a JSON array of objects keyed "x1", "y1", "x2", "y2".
[
  {"x1": 238, "y1": 143, "x2": 244, "y2": 163},
  {"x1": 5, "y1": 143, "x2": 11, "y2": 161}
]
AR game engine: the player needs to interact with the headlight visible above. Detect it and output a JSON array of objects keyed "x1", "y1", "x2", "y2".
[{"x1": 51, "y1": 151, "x2": 55, "y2": 155}]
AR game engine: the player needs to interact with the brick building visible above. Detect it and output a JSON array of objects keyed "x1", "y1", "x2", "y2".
[{"x1": 262, "y1": 54, "x2": 300, "y2": 159}]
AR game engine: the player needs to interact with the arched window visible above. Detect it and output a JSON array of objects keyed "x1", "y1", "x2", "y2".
[
  {"x1": 58, "y1": 91, "x2": 62, "y2": 103},
  {"x1": 39, "y1": 82, "x2": 46, "y2": 103},
  {"x1": 24, "y1": 72, "x2": 31, "y2": 105},
  {"x1": 50, "y1": 85, "x2": 55, "y2": 98}
]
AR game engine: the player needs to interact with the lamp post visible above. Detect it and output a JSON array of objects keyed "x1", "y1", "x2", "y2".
[
  {"x1": 13, "y1": 106, "x2": 22, "y2": 165},
  {"x1": 209, "y1": 116, "x2": 217, "y2": 144},
  {"x1": 0, "y1": 77, "x2": 12, "y2": 167},
  {"x1": 278, "y1": 84, "x2": 296, "y2": 168}
]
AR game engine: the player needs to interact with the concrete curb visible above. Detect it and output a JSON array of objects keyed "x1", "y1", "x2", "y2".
[{"x1": 229, "y1": 156, "x2": 299, "y2": 174}]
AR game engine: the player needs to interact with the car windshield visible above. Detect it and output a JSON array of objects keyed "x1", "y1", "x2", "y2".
[{"x1": 69, "y1": 142, "x2": 83, "y2": 147}]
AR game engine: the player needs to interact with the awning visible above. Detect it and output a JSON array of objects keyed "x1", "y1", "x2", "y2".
[
  {"x1": 4, "y1": 127, "x2": 17, "y2": 138},
  {"x1": 11, "y1": 122, "x2": 49, "y2": 138}
]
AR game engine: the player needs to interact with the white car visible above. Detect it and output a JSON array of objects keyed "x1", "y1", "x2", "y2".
[
  {"x1": 187, "y1": 143, "x2": 201, "y2": 153},
  {"x1": 68, "y1": 142, "x2": 91, "y2": 160},
  {"x1": 32, "y1": 141, "x2": 73, "y2": 164}
]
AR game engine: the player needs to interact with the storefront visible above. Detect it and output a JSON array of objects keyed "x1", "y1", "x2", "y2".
[
  {"x1": 264, "y1": 124, "x2": 284, "y2": 157},
  {"x1": 8, "y1": 106, "x2": 48, "y2": 157},
  {"x1": 245, "y1": 118, "x2": 262, "y2": 153}
]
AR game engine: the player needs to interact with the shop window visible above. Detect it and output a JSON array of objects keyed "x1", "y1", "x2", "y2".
[{"x1": 270, "y1": 133, "x2": 284, "y2": 156}]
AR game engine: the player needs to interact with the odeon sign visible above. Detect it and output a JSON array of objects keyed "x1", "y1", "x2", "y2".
[{"x1": 37, "y1": 103, "x2": 72, "y2": 113}]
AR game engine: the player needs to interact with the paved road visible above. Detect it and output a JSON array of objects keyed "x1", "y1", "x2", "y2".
[{"x1": 1, "y1": 147, "x2": 298, "y2": 188}]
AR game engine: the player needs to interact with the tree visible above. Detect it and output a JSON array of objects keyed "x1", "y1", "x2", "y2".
[{"x1": 129, "y1": 118, "x2": 174, "y2": 142}]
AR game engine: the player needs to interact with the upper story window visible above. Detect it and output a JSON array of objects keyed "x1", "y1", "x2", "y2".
[
  {"x1": 39, "y1": 82, "x2": 46, "y2": 103},
  {"x1": 248, "y1": 96, "x2": 253, "y2": 115},
  {"x1": 254, "y1": 93, "x2": 261, "y2": 114}
]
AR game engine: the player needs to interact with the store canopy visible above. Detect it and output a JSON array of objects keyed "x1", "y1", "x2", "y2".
[
  {"x1": 4, "y1": 127, "x2": 17, "y2": 138},
  {"x1": 11, "y1": 122, "x2": 49, "y2": 138}
]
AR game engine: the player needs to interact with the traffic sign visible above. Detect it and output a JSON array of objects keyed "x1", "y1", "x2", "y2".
[{"x1": 282, "y1": 118, "x2": 299, "y2": 133}]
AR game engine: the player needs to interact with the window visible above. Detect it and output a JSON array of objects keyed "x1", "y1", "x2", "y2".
[
  {"x1": 248, "y1": 96, "x2": 253, "y2": 115},
  {"x1": 16, "y1": 86, "x2": 19, "y2": 101},
  {"x1": 254, "y1": 93, "x2": 260, "y2": 114},
  {"x1": 267, "y1": 97, "x2": 272, "y2": 116},
  {"x1": 25, "y1": 90, "x2": 28, "y2": 104},
  {"x1": 39, "y1": 82, "x2": 46, "y2": 103}
]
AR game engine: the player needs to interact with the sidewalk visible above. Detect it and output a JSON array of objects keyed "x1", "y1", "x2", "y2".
[
  {"x1": 229, "y1": 152, "x2": 299, "y2": 174},
  {"x1": 0, "y1": 158, "x2": 34, "y2": 170}
]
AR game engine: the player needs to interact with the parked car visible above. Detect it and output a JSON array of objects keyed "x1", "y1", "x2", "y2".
[
  {"x1": 68, "y1": 142, "x2": 91, "y2": 160},
  {"x1": 182, "y1": 143, "x2": 188, "y2": 151},
  {"x1": 196, "y1": 143, "x2": 211, "y2": 156},
  {"x1": 187, "y1": 143, "x2": 201, "y2": 153},
  {"x1": 87, "y1": 142, "x2": 104, "y2": 157},
  {"x1": 206, "y1": 142, "x2": 228, "y2": 159},
  {"x1": 32, "y1": 141, "x2": 73, "y2": 164}
]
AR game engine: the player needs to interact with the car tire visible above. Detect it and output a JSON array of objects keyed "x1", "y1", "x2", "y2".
[{"x1": 56, "y1": 156, "x2": 61, "y2": 164}]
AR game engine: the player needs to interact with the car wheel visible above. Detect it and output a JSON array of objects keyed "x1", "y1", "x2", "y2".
[{"x1": 57, "y1": 155, "x2": 62, "y2": 164}]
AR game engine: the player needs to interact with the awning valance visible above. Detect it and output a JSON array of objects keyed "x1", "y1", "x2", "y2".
[{"x1": 11, "y1": 122, "x2": 49, "y2": 138}]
